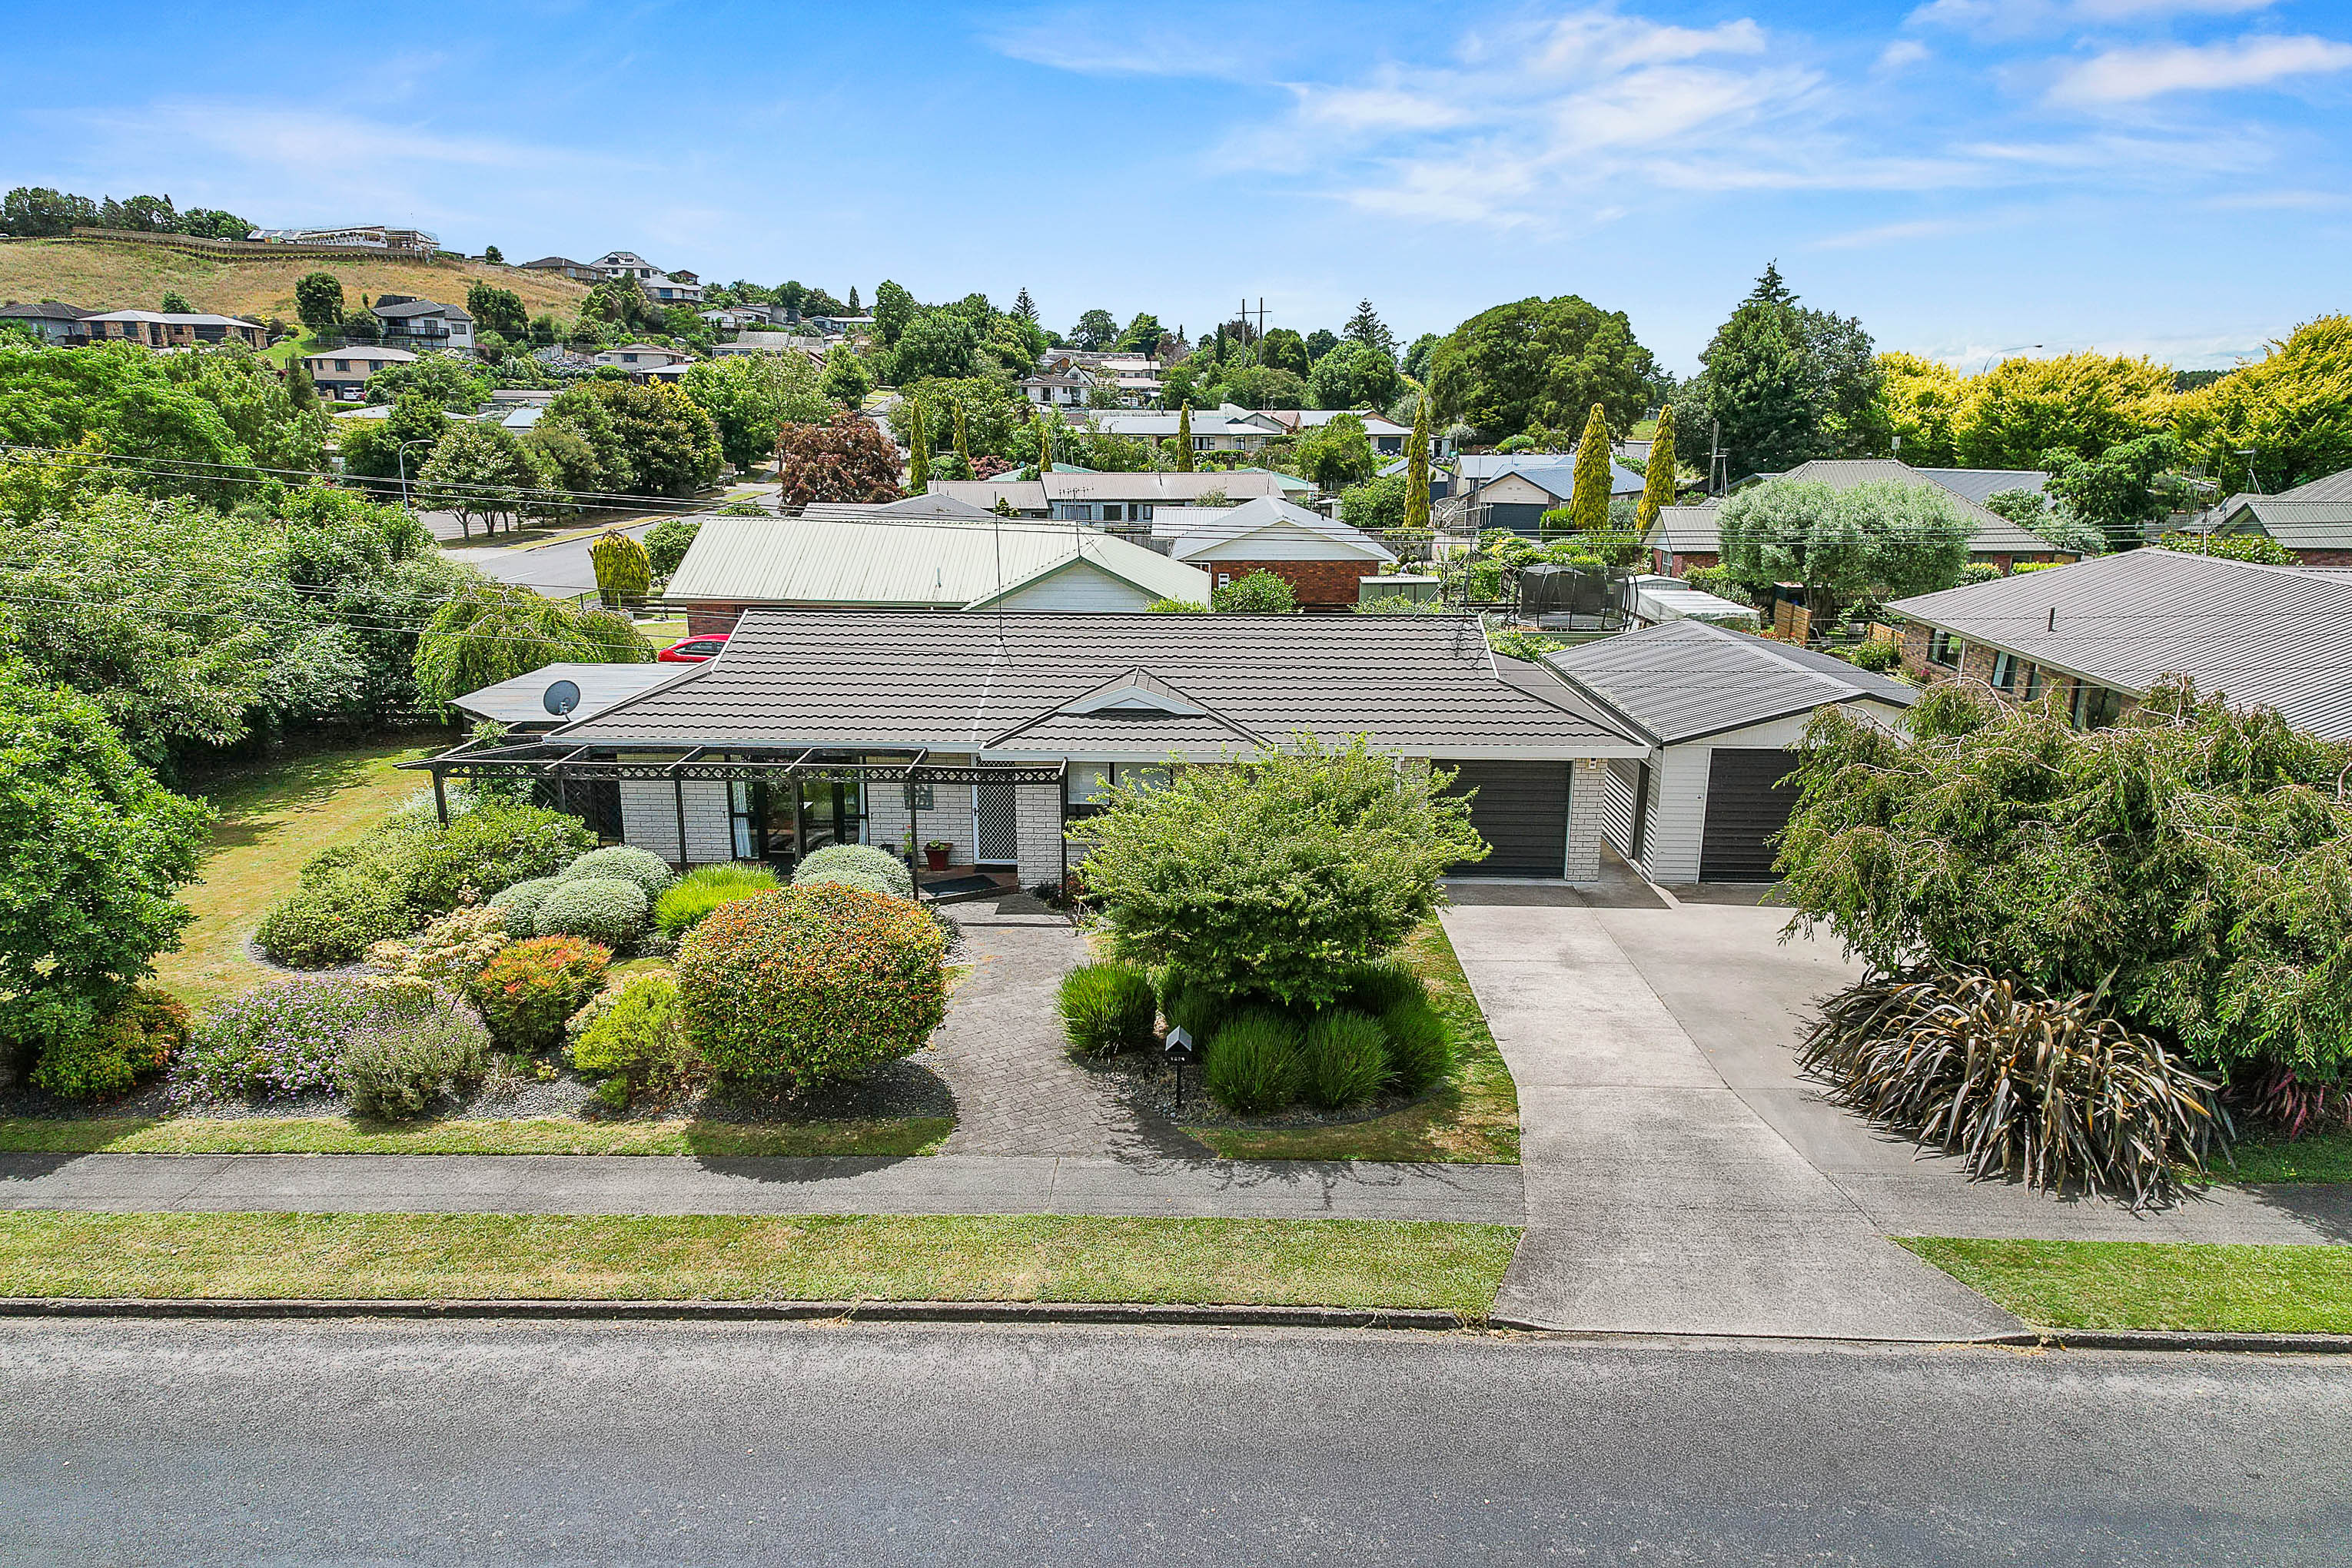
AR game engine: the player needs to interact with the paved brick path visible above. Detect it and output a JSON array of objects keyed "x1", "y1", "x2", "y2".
[{"x1": 928, "y1": 913, "x2": 1197, "y2": 1159}]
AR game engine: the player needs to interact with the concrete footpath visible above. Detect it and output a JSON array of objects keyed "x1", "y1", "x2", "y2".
[{"x1": 0, "y1": 1152, "x2": 1524, "y2": 1226}]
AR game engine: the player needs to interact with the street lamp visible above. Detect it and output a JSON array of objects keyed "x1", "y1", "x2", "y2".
[{"x1": 394, "y1": 437, "x2": 437, "y2": 513}]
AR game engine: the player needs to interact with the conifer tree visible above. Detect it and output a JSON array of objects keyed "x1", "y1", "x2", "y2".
[
  {"x1": 1035, "y1": 413, "x2": 1054, "y2": 475},
  {"x1": 1404, "y1": 394, "x2": 1432, "y2": 535},
  {"x1": 1569, "y1": 403, "x2": 1613, "y2": 535},
  {"x1": 1012, "y1": 287, "x2": 1038, "y2": 324},
  {"x1": 1175, "y1": 404, "x2": 1195, "y2": 472},
  {"x1": 953, "y1": 401, "x2": 972, "y2": 471},
  {"x1": 848, "y1": 284, "x2": 861, "y2": 312},
  {"x1": 909, "y1": 401, "x2": 931, "y2": 493},
  {"x1": 1637, "y1": 404, "x2": 1678, "y2": 533}
]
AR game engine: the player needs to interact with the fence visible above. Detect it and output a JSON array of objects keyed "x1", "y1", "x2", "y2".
[{"x1": 65, "y1": 228, "x2": 452, "y2": 264}]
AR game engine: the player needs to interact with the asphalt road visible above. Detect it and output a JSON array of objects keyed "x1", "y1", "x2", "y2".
[
  {"x1": 2, "y1": 1321, "x2": 2346, "y2": 1565},
  {"x1": 440, "y1": 519, "x2": 660, "y2": 599}
]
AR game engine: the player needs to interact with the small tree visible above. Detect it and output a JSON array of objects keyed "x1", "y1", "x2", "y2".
[
  {"x1": 1718, "y1": 477, "x2": 1971, "y2": 624},
  {"x1": 1404, "y1": 394, "x2": 1432, "y2": 536},
  {"x1": 1175, "y1": 404, "x2": 1194, "y2": 472},
  {"x1": 1076, "y1": 736, "x2": 1487, "y2": 1008},
  {"x1": 417, "y1": 420, "x2": 547, "y2": 539},
  {"x1": 776, "y1": 412, "x2": 905, "y2": 504},
  {"x1": 1034, "y1": 412, "x2": 1055, "y2": 474},
  {"x1": 159, "y1": 291, "x2": 194, "y2": 315},
  {"x1": 412, "y1": 581, "x2": 653, "y2": 706},
  {"x1": 484, "y1": 244, "x2": 504, "y2": 264},
  {"x1": 908, "y1": 400, "x2": 931, "y2": 492},
  {"x1": 590, "y1": 528, "x2": 653, "y2": 609},
  {"x1": 1637, "y1": 404, "x2": 1677, "y2": 533},
  {"x1": 1297, "y1": 414, "x2": 1375, "y2": 491},
  {"x1": 1211, "y1": 570, "x2": 1296, "y2": 613},
  {"x1": 295, "y1": 271, "x2": 345, "y2": 334},
  {"x1": 1569, "y1": 403, "x2": 1613, "y2": 534},
  {"x1": 644, "y1": 518, "x2": 703, "y2": 580}
]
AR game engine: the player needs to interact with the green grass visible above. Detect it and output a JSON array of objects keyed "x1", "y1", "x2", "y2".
[
  {"x1": 0, "y1": 1116, "x2": 951, "y2": 1158},
  {"x1": 0, "y1": 1213, "x2": 1518, "y2": 1314},
  {"x1": 1900, "y1": 1237, "x2": 2352, "y2": 1334},
  {"x1": 2218, "y1": 1130, "x2": 2352, "y2": 1184},
  {"x1": 152, "y1": 733, "x2": 453, "y2": 1008},
  {"x1": 1186, "y1": 919, "x2": 1521, "y2": 1164}
]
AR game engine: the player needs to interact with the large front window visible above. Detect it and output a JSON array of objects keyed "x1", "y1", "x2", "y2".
[
  {"x1": 1066, "y1": 763, "x2": 1173, "y2": 819},
  {"x1": 727, "y1": 775, "x2": 867, "y2": 863}
]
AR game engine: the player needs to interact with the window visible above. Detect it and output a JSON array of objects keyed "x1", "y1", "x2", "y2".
[
  {"x1": 335, "y1": 360, "x2": 350, "y2": 372},
  {"x1": 2021, "y1": 663, "x2": 2045, "y2": 700},
  {"x1": 1067, "y1": 763, "x2": 1174, "y2": 819},
  {"x1": 1927, "y1": 628, "x2": 1964, "y2": 667},
  {"x1": 2071, "y1": 680, "x2": 2125, "y2": 730},
  {"x1": 1990, "y1": 650, "x2": 2016, "y2": 691}
]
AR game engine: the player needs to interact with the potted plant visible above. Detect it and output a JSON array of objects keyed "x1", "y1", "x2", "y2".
[{"x1": 923, "y1": 839, "x2": 952, "y2": 871}]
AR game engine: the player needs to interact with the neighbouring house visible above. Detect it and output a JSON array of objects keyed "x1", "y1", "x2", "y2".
[
  {"x1": 251, "y1": 224, "x2": 437, "y2": 251},
  {"x1": 798, "y1": 495, "x2": 1001, "y2": 523},
  {"x1": 301, "y1": 344, "x2": 417, "y2": 401},
  {"x1": 1083, "y1": 404, "x2": 1282, "y2": 454},
  {"x1": 1033, "y1": 351, "x2": 1161, "y2": 405},
  {"x1": 1646, "y1": 503, "x2": 1724, "y2": 576},
  {"x1": 372, "y1": 295, "x2": 474, "y2": 352},
  {"x1": 1154, "y1": 496, "x2": 1397, "y2": 608},
  {"x1": 1742, "y1": 459, "x2": 2075, "y2": 570},
  {"x1": 1018, "y1": 369, "x2": 1095, "y2": 409},
  {"x1": 0, "y1": 300, "x2": 90, "y2": 344},
  {"x1": 416, "y1": 610, "x2": 1647, "y2": 884},
  {"x1": 701, "y1": 306, "x2": 781, "y2": 331},
  {"x1": 663, "y1": 513, "x2": 1213, "y2": 633},
  {"x1": 1460, "y1": 456, "x2": 1646, "y2": 535},
  {"x1": 1889, "y1": 547, "x2": 2352, "y2": 738},
  {"x1": 930, "y1": 468, "x2": 1311, "y2": 521},
  {"x1": 593, "y1": 342, "x2": 693, "y2": 370},
  {"x1": 1254, "y1": 408, "x2": 1415, "y2": 457},
  {"x1": 803, "y1": 313, "x2": 875, "y2": 336},
  {"x1": 519, "y1": 256, "x2": 603, "y2": 283},
  {"x1": 74, "y1": 309, "x2": 268, "y2": 350},
  {"x1": 712, "y1": 331, "x2": 826, "y2": 360},
  {"x1": 2199, "y1": 468, "x2": 2352, "y2": 566},
  {"x1": 1539, "y1": 620, "x2": 1915, "y2": 882}
]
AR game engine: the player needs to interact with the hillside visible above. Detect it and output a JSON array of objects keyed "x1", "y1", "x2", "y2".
[{"x1": 0, "y1": 238, "x2": 593, "y2": 327}]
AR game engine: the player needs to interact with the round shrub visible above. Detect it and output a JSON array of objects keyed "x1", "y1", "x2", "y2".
[
  {"x1": 1380, "y1": 997, "x2": 1454, "y2": 1095},
  {"x1": 31, "y1": 987, "x2": 188, "y2": 1101},
  {"x1": 792, "y1": 843, "x2": 914, "y2": 900},
  {"x1": 533, "y1": 876, "x2": 650, "y2": 949},
  {"x1": 255, "y1": 873, "x2": 414, "y2": 968},
  {"x1": 1204, "y1": 1011, "x2": 1301, "y2": 1115},
  {"x1": 566, "y1": 973, "x2": 700, "y2": 1108},
  {"x1": 1058, "y1": 962, "x2": 1156, "y2": 1057},
  {"x1": 656, "y1": 864, "x2": 781, "y2": 938},
  {"x1": 1300, "y1": 1008, "x2": 1390, "y2": 1110},
  {"x1": 336, "y1": 992, "x2": 490, "y2": 1121},
  {"x1": 794, "y1": 865, "x2": 905, "y2": 899},
  {"x1": 1340, "y1": 957, "x2": 1429, "y2": 1016},
  {"x1": 470, "y1": 936, "x2": 611, "y2": 1054},
  {"x1": 563, "y1": 845, "x2": 676, "y2": 901},
  {"x1": 676, "y1": 885, "x2": 946, "y2": 1096},
  {"x1": 1158, "y1": 971, "x2": 1233, "y2": 1045},
  {"x1": 487, "y1": 876, "x2": 563, "y2": 931}
]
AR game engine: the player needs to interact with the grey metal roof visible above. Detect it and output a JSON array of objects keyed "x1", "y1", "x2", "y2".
[
  {"x1": 0, "y1": 301, "x2": 91, "y2": 320},
  {"x1": 1888, "y1": 549, "x2": 2352, "y2": 739},
  {"x1": 1166, "y1": 497, "x2": 1397, "y2": 563},
  {"x1": 1915, "y1": 467, "x2": 2048, "y2": 507},
  {"x1": 2209, "y1": 497, "x2": 2352, "y2": 551},
  {"x1": 1646, "y1": 503, "x2": 1722, "y2": 555},
  {"x1": 796, "y1": 494, "x2": 1001, "y2": 522},
  {"x1": 451, "y1": 662, "x2": 686, "y2": 728},
  {"x1": 373, "y1": 297, "x2": 466, "y2": 320},
  {"x1": 1473, "y1": 458, "x2": 1646, "y2": 500},
  {"x1": 553, "y1": 610, "x2": 1645, "y2": 759},
  {"x1": 2277, "y1": 467, "x2": 2352, "y2": 504},
  {"x1": 1538, "y1": 621, "x2": 1915, "y2": 746},
  {"x1": 1773, "y1": 460, "x2": 2065, "y2": 555},
  {"x1": 664, "y1": 515, "x2": 1208, "y2": 607},
  {"x1": 931, "y1": 471, "x2": 1301, "y2": 510}
]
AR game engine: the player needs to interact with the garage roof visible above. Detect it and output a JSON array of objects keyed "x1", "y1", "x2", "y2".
[
  {"x1": 1537, "y1": 621, "x2": 1915, "y2": 746},
  {"x1": 450, "y1": 661, "x2": 686, "y2": 729}
]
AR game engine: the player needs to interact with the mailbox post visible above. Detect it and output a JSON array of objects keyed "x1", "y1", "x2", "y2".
[{"x1": 1164, "y1": 1026, "x2": 1197, "y2": 1113}]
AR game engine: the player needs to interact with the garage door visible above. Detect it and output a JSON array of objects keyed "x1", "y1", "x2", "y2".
[
  {"x1": 1699, "y1": 748, "x2": 1801, "y2": 882},
  {"x1": 1439, "y1": 760, "x2": 1568, "y2": 876}
]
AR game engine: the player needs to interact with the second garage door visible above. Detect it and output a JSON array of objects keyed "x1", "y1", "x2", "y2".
[
  {"x1": 1440, "y1": 760, "x2": 1568, "y2": 876},
  {"x1": 1698, "y1": 748, "x2": 1802, "y2": 882}
]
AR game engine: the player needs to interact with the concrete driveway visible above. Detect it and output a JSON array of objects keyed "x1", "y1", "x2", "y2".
[{"x1": 1441, "y1": 889, "x2": 2352, "y2": 1340}]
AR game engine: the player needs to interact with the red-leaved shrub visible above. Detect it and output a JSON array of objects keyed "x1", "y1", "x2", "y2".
[{"x1": 469, "y1": 935, "x2": 610, "y2": 1052}]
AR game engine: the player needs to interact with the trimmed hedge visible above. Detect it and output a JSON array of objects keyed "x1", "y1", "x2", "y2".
[
  {"x1": 676, "y1": 885, "x2": 946, "y2": 1095},
  {"x1": 470, "y1": 936, "x2": 611, "y2": 1054},
  {"x1": 1058, "y1": 962, "x2": 1156, "y2": 1057},
  {"x1": 533, "y1": 876, "x2": 650, "y2": 949},
  {"x1": 1300, "y1": 1009, "x2": 1390, "y2": 1110},
  {"x1": 655, "y1": 864, "x2": 781, "y2": 937},
  {"x1": 562, "y1": 845, "x2": 676, "y2": 901},
  {"x1": 792, "y1": 844, "x2": 914, "y2": 899},
  {"x1": 1204, "y1": 1012, "x2": 1302, "y2": 1114}
]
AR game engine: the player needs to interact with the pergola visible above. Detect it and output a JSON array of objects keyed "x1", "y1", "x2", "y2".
[{"x1": 400, "y1": 739, "x2": 1070, "y2": 879}]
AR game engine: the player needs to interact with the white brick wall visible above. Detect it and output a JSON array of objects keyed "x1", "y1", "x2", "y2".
[
  {"x1": 618, "y1": 777, "x2": 731, "y2": 866},
  {"x1": 913, "y1": 759, "x2": 972, "y2": 863},
  {"x1": 1565, "y1": 758, "x2": 1607, "y2": 885},
  {"x1": 1015, "y1": 782, "x2": 1065, "y2": 886}
]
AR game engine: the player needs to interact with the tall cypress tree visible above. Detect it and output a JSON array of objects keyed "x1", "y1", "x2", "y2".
[
  {"x1": 1404, "y1": 394, "x2": 1432, "y2": 535},
  {"x1": 1175, "y1": 404, "x2": 1195, "y2": 473},
  {"x1": 1035, "y1": 413, "x2": 1054, "y2": 475},
  {"x1": 1636, "y1": 403, "x2": 1677, "y2": 533},
  {"x1": 908, "y1": 401, "x2": 931, "y2": 493},
  {"x1": 1569, "y1": 403, "x2": 1613, "y2": 534},
  {"x1": 953, "y1": 401, "x2": 972, "y2": 473}
]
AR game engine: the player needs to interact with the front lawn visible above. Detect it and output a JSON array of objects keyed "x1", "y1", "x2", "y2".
[
  {"x1": 1184, "y1": 919, "x2": 1520, "y2": 1164},
  {"x1": 151, "y1": 734, "x2": 452, "y2": 1008},
  {"x1": 0, "y1": 1116, "x2": 949, "y2": 1158},
  {"x1": 1900, "y1": 1237, "x2": 2352, "y2": 1334},
  {"x1": 0, "y1": 1212, "x2": 1518, "y2": 1316},
  {"x1": 2217, "y1": 1131, "x2": 2352, "y2": 1184}
]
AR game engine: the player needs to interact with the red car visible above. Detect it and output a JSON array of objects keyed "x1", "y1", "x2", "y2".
[{"x1": 657, "y1": 632, "x2": 729, "y2": 663}]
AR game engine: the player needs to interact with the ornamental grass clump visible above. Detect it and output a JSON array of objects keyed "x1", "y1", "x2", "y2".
[
  {"x1": 1377, "y1": 996, "x2": 1454, "y2": 1095},
  {"x1": 1340, "y1": 957, "x2": 1428, "y2": 1016},
  {"x1": 1157, "y1": 971, "x2": 1232, "y2": 1045},
  {"x1": 1299, "y1": 1008, "x2": 1389, "y2": 1110},
  {"x1": 676, "y1": 885, "x2": 947, "y2": 1097},
  {"x1": 1058, "y1": 962, "x2": 1156, "y2": 1058},
  {"x1": 1799, "y1": 968, "x2": 2231, "y2": 1208},
  {"x1": 655, "y1": 864, "x2": 782, "y2": 937},
  {"x1": 792, "y1": 844, "x2": 915, "y2": 900},
  {"x1": 1204, "y1": 1012, "x2": 1302, "y2": 1115}
]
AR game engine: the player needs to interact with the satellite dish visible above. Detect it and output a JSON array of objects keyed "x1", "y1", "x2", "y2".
[{"x1": 543, "y1": 679, "x2": 582, "y2": 718}]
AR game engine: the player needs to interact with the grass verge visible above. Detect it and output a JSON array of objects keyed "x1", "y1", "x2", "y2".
[
  {"x1": 0, "y1": 1116, "x2": 952, "y2": 1158},
  {"x1": 0, "y1": 1213, "x2": 1518, "y2": 1314},
  {"x1": 1186, "y1": 919, "x2": 1520, "y2": 1164},
  {"x1": 2217, "y1": 1131, "x2": 2352, "y2": 1184},
  {"x1": 1899, "y1": 1237, "x2": 2352, "y2": 1334}
]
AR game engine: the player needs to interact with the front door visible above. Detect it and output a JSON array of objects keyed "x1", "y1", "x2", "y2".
[{"x1": 975, "y1": 783, "x2": 1018, "y2": 865}]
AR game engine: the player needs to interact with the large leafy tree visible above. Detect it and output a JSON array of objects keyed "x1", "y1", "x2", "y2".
[
  {"x1": 1117, "y1": 313, "x2": 1168, "y2": 357},
  {"x1": 2041, "y1": 432, "x2": 2191, "y2": 551},
  {"x1": 887, "y1": 376, "x2": 1027, "y2": 462},
  {"x1": 546, "y1": 380, "x2": 722, "y2": 497},
  {"x1": 294, "y1": 271, "x2": 346, "y2": 333},
  {"x1": 0, "y1": 185, "x2": 99, "y2": 236},
  {"x1": 465, "y1": 283, "x2": 530, "y2": 341},
  {"x1": 1955, "y1": 350, "x2": 2171, "y2": 469},
  {"x1": 871, "y1": 280, "x2": 918, "y2": 347},
  {"x1": 776, "y1": 412, "x2": 905, "y2": 504},
  {"x1": 1259, "y1": 327, "x2": 1311, "y2": 379},
  {"x1": 0, "y1": 662, "x2": 212, "y2": 1059},
  {"x1": 1070, "y1": 309, "x2": 1120, "y2": 351},
  {"x1": 1307, "y1": 342, "x2": 1404, "y2": 413},
  {"x1": 2171, "y1": 316, "x2": 2352, "y2": 494},
  {"x1": 1297, "y1": 413, "x2": 1377, "y2": 491},
  {"x1": 1717, "y1": 477, "x2": 1971, "y2": 620},
  {"x1": 412, "y1": 580, "x2": 652, "y2": 707},
  {"x1": 679, "y1": 351, "x2": 831, "y2": 469},
  {"x1": 1426, "y1": 294, "x2": 1659, "y2": 443},
  {"x1": 417, "y1": 419, "x2": 553, "y2": 538},
  {"x1": 364, "y1": 350, "x2": 488, "y2": 411},
  {"x1": 1874, "y1": 351, "x2": 1965, "y2": 468},
  {"x1": 888, "y1": 310, "x2": 983, "y2": 383},
  {"x1": 1693, "y1": 264, "x2": 1885, "y2": 478}
]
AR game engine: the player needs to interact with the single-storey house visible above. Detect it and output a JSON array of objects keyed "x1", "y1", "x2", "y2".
[
  {"x1": 1083, "y1": 404, "x2": 1281, "y2": 454},
  {"x1": 0, "y1": 300, "x2": 90, "y2": 344},
  {"x1": 301, "y1": 344, "x2": 417, "y2": 401},
  {"x1": 519, "y1": 257, "x2": 603, "y2": 283},
  {"x1": 1154, "y1": 496, "x2": 1397, "y2": 607},
  {"x1": 594, "y1": 343, "x2": 693, "y2": 370},
  {"x1": 416, "y1": 610, "x2": 1646, "y2": 885},
  {"x1": 1646, "y1": 503, "x2": 1724, "y2": 576},
  {"x1": 2200, "y1": 468, "x2": 2352, "y2": 566},
  {"x1": 930, "y1": 468, "x2": 1307, "y2": 522},
  {"x1": 1254, "y1": 408, "x2": 1415, "y2": 457},
  {"x1": 713, "y1": 331, "x2": 826, "y2": 360},
  {"x1": 1889, "y1": 547, "x2": 2352, "y2": 739},
  {"x1": 1619, "y1": 574, "x2": 1759, "y2": 630},
  {"x1": 1464, "y1": 457, "x2": 1646, "y2": 536},
  {"x1": 665, "y1": 513, "x2": 1212, "y2": 633},
  {"x1": 1540, "y1": 621, "x2": 1915, "y2": 882},
  {"x1": 76, "y1": 310, "x2": 267, "y2": 350}
]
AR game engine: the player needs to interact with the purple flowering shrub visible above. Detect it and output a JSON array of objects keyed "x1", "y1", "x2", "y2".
[{"x1": 172, "y1": 977, "x2": 470, "y2": 1105}]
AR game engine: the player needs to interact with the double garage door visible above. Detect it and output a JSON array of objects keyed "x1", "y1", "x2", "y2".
[
  {"x1": 1697, "y1": 748, "x2": 1802, "y2": 882},
  {"x1": 1438, "y1": 760, "x2": 1568, "y2": 877}
]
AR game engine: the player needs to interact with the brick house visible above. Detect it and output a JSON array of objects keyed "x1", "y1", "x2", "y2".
[
  {"x1": 2197, "y1": 469, "x2": 2352, "y2": 566},
  {"x1": 1158, "y1": 496, "x2": 1399, "y2": 608}
]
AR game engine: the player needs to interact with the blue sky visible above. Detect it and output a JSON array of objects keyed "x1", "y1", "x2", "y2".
[{"x1": 8, "y1": 0, "x2": 2347, "y2": 371}]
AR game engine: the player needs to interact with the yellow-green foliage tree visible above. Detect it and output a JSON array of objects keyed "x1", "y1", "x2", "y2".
[
  {"x1": 1636, "y1": 404, "x2": 1676, "y2": 531},
  {"x1": 1175, "y1": 404, "x2": 1194, "y2": 472},
  {"x1": 1568, "y1": 403, "x2": 1613, "y2": 534},
  {"x1": 589, "y1": 527, "x2": 651, "y2": 610},
  {"x1": 1875, "y1": 351, "x2": 1966, "y2": 468},
  {"x1": 1404, "y1": 393, "x2": 1431, "y2": 535},
  {"x1": 1955, "y1": 350, "x2": 2173, "y2": 468},
  {"x1": 908, "y1": 400, "x2": 931, "y2": 493},
  {"x1": 2172, "y1": 316, "x2": 2352, "y2": 494}
]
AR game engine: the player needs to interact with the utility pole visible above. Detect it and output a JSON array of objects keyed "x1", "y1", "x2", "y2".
[{"x1": 1709, "y1": 420, "x2": 1729, "y2": 497}]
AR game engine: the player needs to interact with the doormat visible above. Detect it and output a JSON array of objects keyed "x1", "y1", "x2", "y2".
[{"x1": 920, "y1": 875, "x2": 1001, "y2": 899}]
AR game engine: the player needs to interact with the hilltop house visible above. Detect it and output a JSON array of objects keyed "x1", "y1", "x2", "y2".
[
  {"x1": 371, "y1": 296, "x2": 474, "y2": 352},
  {"x1": 75, "y1": 310, "x2": 267, "y2": 350},
  {"x1": 301, "y1": 344, "x2": 417, "y2": 401}
]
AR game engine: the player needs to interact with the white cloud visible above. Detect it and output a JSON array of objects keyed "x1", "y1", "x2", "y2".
[
  {"x1": 1909, "y1": 0, "x2": 2273, "y2": 36},
  {"x1": 2049, "y1": 33, "x2": 2352, "y2": 104},
  {"x1": 1877, "y1": 39, "x2": 1932, "y2": 69},
  {"x1": 1810, "y1": 217, "x2": 1968, "y2": 248}
]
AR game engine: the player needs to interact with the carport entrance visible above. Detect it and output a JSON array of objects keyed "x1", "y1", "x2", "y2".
[{"x1": 1698, "y1": 748, "x2": 1801, "y2": 881}]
